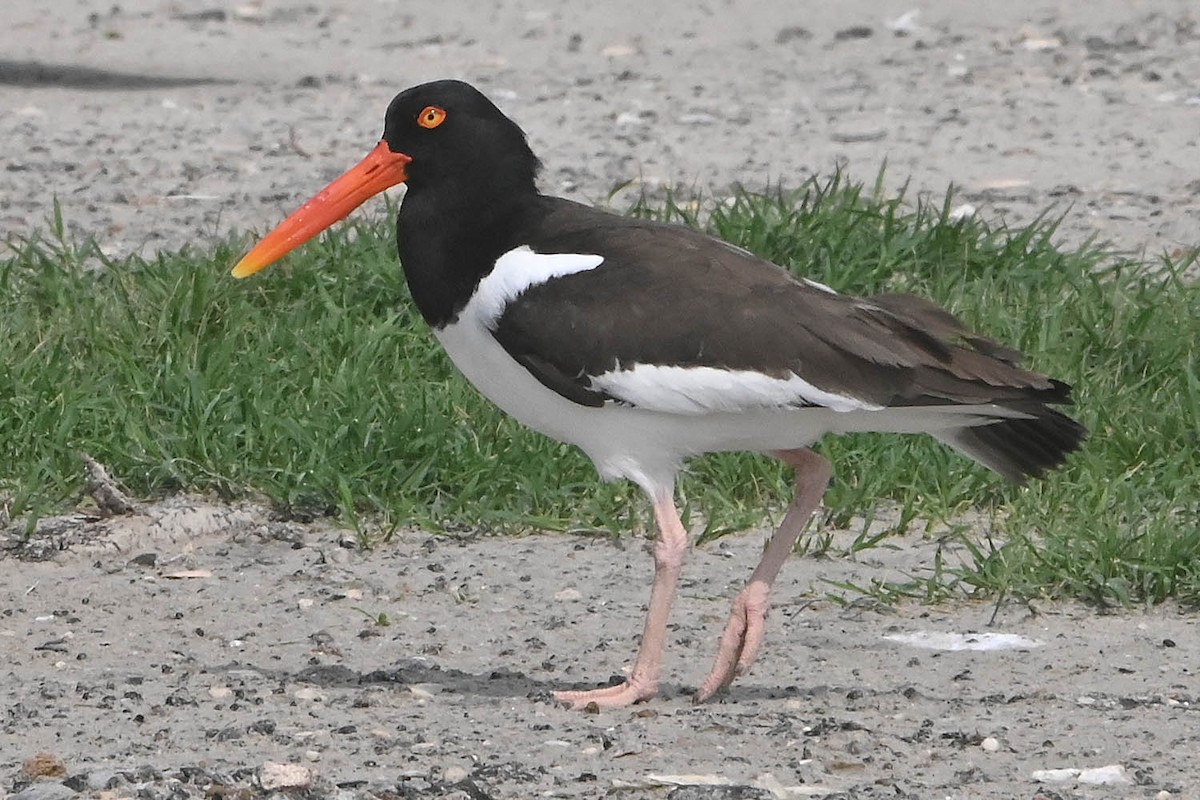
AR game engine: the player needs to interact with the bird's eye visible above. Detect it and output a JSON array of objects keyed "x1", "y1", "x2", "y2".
[{"x1": 418, "y1": 106, "x2": 447, "y2": 129}]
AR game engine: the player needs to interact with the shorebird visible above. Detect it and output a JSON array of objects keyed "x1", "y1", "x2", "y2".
[{"x1": 233, "y1": 80, "x2": 1085, "y2": 709}]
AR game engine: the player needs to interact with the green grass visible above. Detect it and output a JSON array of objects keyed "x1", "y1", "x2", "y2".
[{"x1": 2, "y1": 176, "x2": 1198, "y2": 607}]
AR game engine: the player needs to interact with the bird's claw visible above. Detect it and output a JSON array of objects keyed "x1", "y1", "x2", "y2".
[
  {"x1": 695, "y1": 583, "x2": 771, "y2": 702},
  {"x1": 552, "y1": 678, "x2": 658, "y2": 710}
]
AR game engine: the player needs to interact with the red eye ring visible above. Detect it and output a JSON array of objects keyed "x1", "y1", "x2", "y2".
[{"x1": 418, "y1": 106, "x2": 447, "y2": 129}]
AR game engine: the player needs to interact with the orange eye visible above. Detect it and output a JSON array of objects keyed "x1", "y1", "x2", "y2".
[{"x1": 418, "y1": 106, "x2": 447, "y2": 129}]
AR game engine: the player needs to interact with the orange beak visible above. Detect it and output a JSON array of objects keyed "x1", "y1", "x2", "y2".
[{"x1": 231, "y1": 140, "x2": 412, "y2": 278}]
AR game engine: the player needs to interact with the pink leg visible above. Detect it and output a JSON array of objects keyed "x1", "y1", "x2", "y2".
[
  {"x1": 694, "y1": 448, "x2": 832, "y2": 703},
  {"x1": 553, "y1": 488, "x2": 688, "y2": 709}
]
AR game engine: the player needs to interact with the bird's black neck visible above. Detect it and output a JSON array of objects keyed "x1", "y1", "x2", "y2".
[{"x1": 397, "y1": 175, "x2": 543, "y2": 329}]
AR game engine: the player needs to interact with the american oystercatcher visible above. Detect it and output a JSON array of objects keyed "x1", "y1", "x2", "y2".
[{"x1": 233, "y1": 79, "x2": 1085, "y2": 709}]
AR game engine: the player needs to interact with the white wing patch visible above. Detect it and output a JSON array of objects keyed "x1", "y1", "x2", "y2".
[
  {"x1": 590, "y1": 363, "x2": 881, "y2": 415},
  {"x1": 467, "y1": 245, "x2": 604, "y2": 327}
]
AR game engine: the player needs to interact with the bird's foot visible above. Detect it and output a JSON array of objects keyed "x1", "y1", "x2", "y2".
[
  {"x1": 694, "y1": 582, "x2": 771, "y2": 703},
  {"x1": 552, "y1": 677, "x2": 658, "y2": 710}
]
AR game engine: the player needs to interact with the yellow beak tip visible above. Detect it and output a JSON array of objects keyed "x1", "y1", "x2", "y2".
[{"x1": 230, "y1": 259, "x2": 261, "y2": 279}]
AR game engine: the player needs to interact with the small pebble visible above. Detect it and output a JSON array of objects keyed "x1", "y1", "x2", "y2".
[
  {"x1": 80, "y1": 770, "x2": 123, "y2": 791},
  {"x1": 323, "y1": 548, "x2": 352, "y2": 565},
  {"x1": 949, "y1": 203, "x2": 977, "y2": 222},
  {"x1": 20, "y1": 752, "x2": 67, "y2": 779},
  {"x1": 259, "y1": 762, "x2": 312, "y2": 790},
  {"x1": 233, "y1": 5, "x2": 266, "y2": 22},
  {"x1": 834, "y1": 25, "x2": 874, "y2": 41},
  {"x1": 601, "y1": 43, "x2": 635, "y2": 58},
  {"x1": 11, "y1": 783, "x2": 78, "y2": 800}
]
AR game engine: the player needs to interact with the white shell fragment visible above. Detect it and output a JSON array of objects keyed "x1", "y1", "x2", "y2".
[
  {"x1": 1031, "y1": 764, "x2": 1133, "y2": 785},
  {"x1": 883, "y1": 631, "x2": 1043, "y2": 651}
]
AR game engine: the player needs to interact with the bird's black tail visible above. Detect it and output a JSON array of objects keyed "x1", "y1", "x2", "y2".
[{"x1": 935, "y1": 405, "x2": 1087, "y2": 484}]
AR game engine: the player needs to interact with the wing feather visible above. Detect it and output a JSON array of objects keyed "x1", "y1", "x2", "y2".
[{"x1": 488, "y1": 198, "x2": 1072, "y2": 414}]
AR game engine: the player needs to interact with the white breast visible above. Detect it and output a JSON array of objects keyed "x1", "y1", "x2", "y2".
[
  {"x1": 434, "y1": 245, "x2": 681, "y2": 492},
  {"x1": 468, "y1": 245, "x2": 604, "y2": 328}
]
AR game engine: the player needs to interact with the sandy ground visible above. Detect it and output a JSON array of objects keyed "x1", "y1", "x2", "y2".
[{"x1": 2, "y1": 1, "x2": 1199, "y2": 798}]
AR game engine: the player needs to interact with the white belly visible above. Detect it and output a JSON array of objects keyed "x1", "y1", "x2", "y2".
[{"x1": 434, "y1": 318, "x2": 835, "y2": 494}]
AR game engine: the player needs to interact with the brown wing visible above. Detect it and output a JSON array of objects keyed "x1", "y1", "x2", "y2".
[{"x1": 492, "y1": 198, "x2": 1070, "y2": 412}]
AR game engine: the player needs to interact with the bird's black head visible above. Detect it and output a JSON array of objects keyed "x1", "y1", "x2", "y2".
[
  {"x1": 230, "y1": 79, "x2": 541, "y2": 280},
  {"x1": 381, "y1": 79, "x2": 540, "y2": 196}
]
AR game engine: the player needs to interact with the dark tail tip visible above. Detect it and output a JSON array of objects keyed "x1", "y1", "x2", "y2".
[{"x1": 939, "y1": 407, "x2": 1088, "y2": 484}]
